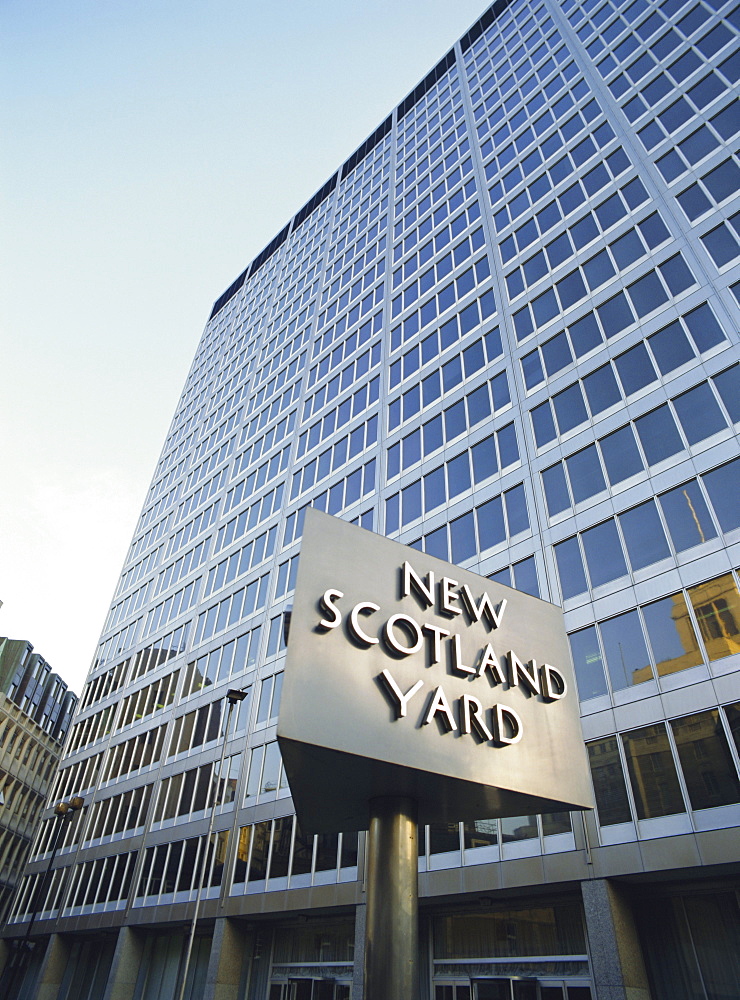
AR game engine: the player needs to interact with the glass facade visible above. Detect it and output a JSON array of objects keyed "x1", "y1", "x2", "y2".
[{"x1": 5, "y1": 1, "x2": 739, "y2": 998}]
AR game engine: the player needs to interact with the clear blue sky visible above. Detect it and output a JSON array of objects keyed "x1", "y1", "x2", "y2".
[{"x1": 0, "y1": 0, "x2": 486, "y2": 691}]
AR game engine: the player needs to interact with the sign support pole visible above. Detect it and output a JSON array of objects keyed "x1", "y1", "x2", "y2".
[{"x1": 364, "y1": 795, "x2": 419, "y2": 1000}]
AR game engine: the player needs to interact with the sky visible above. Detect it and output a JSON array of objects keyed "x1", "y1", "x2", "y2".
[{"x1": 0, "y1": 0, "x2": 487, "y2": 693}]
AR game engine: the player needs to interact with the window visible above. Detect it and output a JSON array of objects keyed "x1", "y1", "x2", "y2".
[
  {"x1": 587, "y1": 736, "x2": 632, "y2": 825},
  {"x1": 671, "y1": 710, "x2": 740, "y2": 810},
  {"x1": 673, "y1": 384, "x2": 726, "y2": 444},
  {"x1": 569, "y1": 626, "x2": 608, "y2": 700},
  {"x1": 618, "y1": 501, "x2": 670, "y2": 570},
  {"x1": 600, "y1": 611, "x2": 653, "y2": 690},
  {"x1": 642, "y1": 594, "x2": 703, "y2": 677},
  {"x1": 622, "y1": 724, "x2": 685, "y2": 819},
  {"x1": 635, "y1": 406, "x2": 683, "y2": 465},
  {"x1": 702, "y1": 458, "x2": 740, "y2": 532},
  {"x1": 581, "y1": 520, "x2": 627, "y2": 588},
  {"x1": 659, "y1": 480, "x2": 717, "y2": 552},
  {"x1": 688, "y1": 575, "x2": 740, "y2": 662}
]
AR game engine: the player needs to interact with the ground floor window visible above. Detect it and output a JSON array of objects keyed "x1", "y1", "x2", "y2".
[
  {"x1": 634, "y1": 889, "x2": 740, "y2": 1000},
  {"x1": 433, "y1": 979, "x2": 592, "y2": 999},
  {"x1": 431, "y1": 901, "x2": 591, "y2": 1000},
  {"x1": 269, "y1": 918, "x2": 354, "y2": 999}
]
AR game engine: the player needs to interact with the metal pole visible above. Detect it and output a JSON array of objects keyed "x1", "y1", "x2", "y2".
[
  {"x1": 176, "y1": 690, "x2": 244, "y2": 1000},
  {"x1": 22, "y1": 812, "x2": 68, "y2": 944},
  {"x1": 9, "y1": 796, "x2": 83, "y2": 993},
  {"x1": 364, "y1": 795, "x2": 418, "y2": 1000},
  {"x1": 23, "y1": 795, "x2": 85, "y2": 947}
]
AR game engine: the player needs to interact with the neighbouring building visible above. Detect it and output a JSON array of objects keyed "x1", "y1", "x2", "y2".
[
  {"x1": 3, "y1": 0, "x2": 739, "y2": 997},
  {"x1": 0, "y1": 639, "x2": 77, "y2": 924}
]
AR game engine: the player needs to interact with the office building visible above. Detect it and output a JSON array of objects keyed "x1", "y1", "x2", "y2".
[
  {"x1": 0, "y1": 639, "x2": 77, "y2": 924},
  {"x1": 3, "y1": 0, "x2": 739, "y2": 997}
]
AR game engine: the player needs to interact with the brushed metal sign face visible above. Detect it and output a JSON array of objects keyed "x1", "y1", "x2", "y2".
[{"x1": 278, "y1": 509, "x2": 593, "y2": 833}]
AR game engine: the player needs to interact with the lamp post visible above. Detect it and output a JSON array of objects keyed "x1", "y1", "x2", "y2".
[
  {"x1": 7, "y1": 796, "x2": 84, "y2": 992},
  {"x1": 23, "y1": 796, "x2": 84, "y2": 942},
  {"x1": 176, "y1": 689, "x2": 246, "y2": 1000}
]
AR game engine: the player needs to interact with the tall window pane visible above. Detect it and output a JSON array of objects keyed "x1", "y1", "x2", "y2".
[
  {"x1": 512, "y1": 556, "x2": 539, "y2": 598},
  {"x1": 614, "y1": 342, "x2": 657, "y2": 393},
  {"x1": 261, "y1": 742, "x2": 281, "y2": 796},
  {"x1": 618, "y1": 500, "x2": 671, "y2": 570},
  {"x1": 463, "y1": 819, "x2": 498, "y2": 850},
  {"x1": 712, "y1": 365, "x2": 740, "y2": 422},
  {"x1": 635, "y1": 405, "x2": 683, "y2": 465},
  {"x1": 600, "y1": 425, "x2": 643, "y2": 484},
  {"x1": 725, "y1": 703, "x2": 740, "y2": 756},
  {"x1": 582, "y1": 520, "x2": 628, "y2": 588},
  {"x1": 314, "y1": 831, "x2": 339, "y2": 872},
  {"x1": 541, "y1": 812, "x2": 572, "y2": 836},
  {"x1": 622, "y1": 724, "x2": 686, "y2": 819},
  {"x1": 451, "y1": 511, "x2": 477, "y2": 563},
  {"x1": 500, "y1": 815, "x2": 538, "y2": 842},
  {"x1": 583, "y1": 364, "x2": 621, "y2": 415},
  {"x1": 587, "y1": 736, "x2": 632, "y2": 826},
  {"x1": 648, "y1": 320, "x2": 694, "y2": 374},
  {"x1": 553, "y1": 384, "x2": 588, "y2": 433},
  {"x1": 600, "y1": 611, "x2": 653, "y2": 690},
  {"x1": 248, "y1": 821, "x2": 271, "y2": 881},
  {"x1": 425, "y1": 525, "x2": 449, "y2": 561},
  {"x1": 673, "y1": 384, "x2": 727, "y2": 444},
  {"x1": 642, "y1": 593, "x2": 703, "y2": 676},
  {"x1": 447, "y1": 453, "x2": 471, "y2": 498},
  {"x1": 429, "y1": 822, "x2": 461, "y2": 854},
  {"x1": 659, "y1": 480, "x2": 718, "y2": 551},
  {"x1": 504, "y1": 483, "x2": 529, "y2": 535},
  {"x1": 568, "y1": 626, "x2": 608, "y2": 700},
  {"x1": 702, "y1": 458, "x2": 740, "y2": 533},
  {"x1": 682, "y1": 893, "x2": 740, "y2": 1000},
  {"x1": 402, "y1": 480, "x2": 422, "y2": 525},
  {"x1": 555, "y1": 537, "x2": 588, "y2": 600},
  {"x1": 566, "y1": 445, "x2": 606, "y2": 503},
  {"x1": 291, "y1": 824, "x2": 313, "y2": 877},
  {"x1": 268, "y1": 816, "x2": 293, "y2": 879},
  {"x1": 340, "y1": 830, "x2": 358, "y2": 868},
  {"x1": 670, "y1": 710, "x2": 740, "y2": 810},
  {"x1": 543, "y1": 463, "x2": 570, "y2": 516},
  {"x1": 688, "y1": 574, "x2": 740, "y2": 661},
  {"x1": 424, "y1": 467, "x2": 446, "y2": 512},
  {"x1": 477, "y1": 496, "x2": 506, "y2": 551}
]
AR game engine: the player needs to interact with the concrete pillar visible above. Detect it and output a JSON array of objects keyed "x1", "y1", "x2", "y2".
[
  {"x1": 581, "y1": 879, "x2": 652, "y2": 1000},
  {"x1": 352, "y1": 903, "x2": 366, "y2": 1000},
  {"x1": 35, "y1": 933, "x2": 72, "y2": 1000},
  {"x1": 101, "y1": 926, "x2": 146, "y2": 1000},
  {"x1": 202, "y1": 918, "x2": 251, "y2": 1000}
]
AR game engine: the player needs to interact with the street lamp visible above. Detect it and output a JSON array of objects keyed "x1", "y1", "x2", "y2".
[
  {"x1": 23, "y1": 796, "x2": 84, "y2": 940},
  {"x1": 176, "y1": 689, "x2": 247, "y2": 1000}
]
